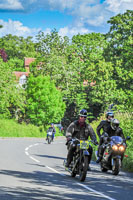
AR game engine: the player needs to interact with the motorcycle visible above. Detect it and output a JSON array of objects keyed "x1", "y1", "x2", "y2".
[
  {"x1": 47, "y1": 131, "x2": 53, "y2": 144},
  {"x1": 64, "y1": 138, "x2": 94, "y2": 182},
  {"x1": 96, "y1": 135, "x2": 130, "y2": 175}
]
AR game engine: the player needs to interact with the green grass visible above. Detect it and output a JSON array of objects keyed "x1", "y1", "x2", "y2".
[{"x1": 0, "y1": 118, "x2": 63, "y2": 138}]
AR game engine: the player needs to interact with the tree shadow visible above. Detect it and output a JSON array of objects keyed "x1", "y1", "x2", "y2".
[
  {"x1": 34, "y1": 154, "x2": 65, "y2": 160},
  {"x1": 0, "y1": 169, "x2": 101, "y2": 200}
]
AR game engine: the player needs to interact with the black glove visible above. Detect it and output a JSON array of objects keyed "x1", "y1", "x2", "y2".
[{"x1": 66, "y1": 137, "x2": 72, "y2": 145}]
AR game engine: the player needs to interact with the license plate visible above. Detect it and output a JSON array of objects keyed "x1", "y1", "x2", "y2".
[{"x1": 80, "y1": 140, "x2": 89, "y2": 149}]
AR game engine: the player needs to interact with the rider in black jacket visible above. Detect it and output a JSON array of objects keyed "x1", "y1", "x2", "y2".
[
  {"x1": 96, "y1": 114, "x2": 125, "y2": 163},
  {"x1": 96, "y1": 111, "x2": 114, "y2": 163},
  {"x1": 65, "y1": 109, "x2": 98, "y2": 169}
]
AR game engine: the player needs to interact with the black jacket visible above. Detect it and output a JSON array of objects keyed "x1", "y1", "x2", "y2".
[
  {"x1": 97, "y1": 120, "x2": 111, "y2": 138},
  {"x1": 109, "y1": 127, "x2": 125, "y2": 139}
]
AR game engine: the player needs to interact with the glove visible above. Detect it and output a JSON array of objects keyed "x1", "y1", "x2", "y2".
[
  {"x1": 67, "y1": 137, "x2": 72, "y2": 142},
  {"x1": 66, "y1": 137, "x2": 72, "y2": 145}
]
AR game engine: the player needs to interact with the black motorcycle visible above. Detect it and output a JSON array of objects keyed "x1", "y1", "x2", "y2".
[
  {"x1": 64, "y1": 138, "x2": 94, "y2": 182},
  {"x1": 96, "y1": 135, "x2": 130, "y2": 175}
]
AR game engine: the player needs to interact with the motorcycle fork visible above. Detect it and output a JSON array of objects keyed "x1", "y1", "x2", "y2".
[
  {"x1": 72, "y1": 153, "x2": 80, "y2": 173},
  {"x1": 111, "y1": 156, "x2": 122, "y2": 167}
]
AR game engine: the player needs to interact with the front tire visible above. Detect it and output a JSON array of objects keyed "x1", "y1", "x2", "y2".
[
  {"x1": 101, "y1": 163, "x2": 108, "y2": 172},
  {"x1": 48, "y1": 137, "x2": 52, "y2": 144},
  {"x1": 79, "y1": 156, "x2": 89, "y2": 182},
  {"x1": 112, "y1": 159, "x2": 120, "y2": 175},
  {"x1": 71, "y1": 171, "x2": 77, "y2": 177}
]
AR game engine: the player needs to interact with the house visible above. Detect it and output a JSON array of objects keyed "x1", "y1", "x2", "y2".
[{"x1": 13, "y1": 57, "x2": 35, "y2": 88}]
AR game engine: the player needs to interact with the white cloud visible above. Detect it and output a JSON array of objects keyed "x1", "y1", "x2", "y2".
[
  {"x1": 0, "y1": 19, "x2": 40, "y2": 38},
  {"x1": 0, "y1": 0, "x2": 23, "y2": 10},
  {"x1": 105, "y1": 0, "x2": 133, "y2": 14},
  {"x1": 58, "y1": 26, "x2": 91, "y2": 38},
  {"x1": 0, "y1": 0, "x2": 132, "y2": 38}
]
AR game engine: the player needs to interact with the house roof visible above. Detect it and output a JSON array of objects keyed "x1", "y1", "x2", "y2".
[
  {"x1": 13, "y1": 71, "x2": 30, "y2": 79},
  {"x1": 24, "y1": 57, "x2": 35, "y2": 66}
]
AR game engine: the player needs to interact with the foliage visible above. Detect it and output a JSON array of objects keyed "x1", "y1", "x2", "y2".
[
  {"x1": 105, "y1": 10, "x2": 133, "y2": 111},
  {"x1": 0, "y1": 59, "x2": 26, "y2": 118},
  {"x1": 7, "y1": 57, "x2": 25, "y2": 71},
  {"x1": 26, "y1": 75, "x2": 66, "y2": 126},
  {"x1": 0, "y1": 34, "x2": 38, "y2": 66}
]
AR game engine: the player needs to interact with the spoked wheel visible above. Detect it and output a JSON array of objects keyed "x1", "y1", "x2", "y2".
[
  {"x1": 112, "y1": 159, "x2": 120, "y2": 175},
  {"x1": 101, "y1": 162, "x2": 108, "y2": 172},
  {"x1": 79, "y1": 156, "x2": 89, "y2": 182}
]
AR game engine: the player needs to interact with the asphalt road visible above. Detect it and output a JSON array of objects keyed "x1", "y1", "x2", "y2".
[{"x1": 0, "y1": 137, "x2": 133, "y2": 200}]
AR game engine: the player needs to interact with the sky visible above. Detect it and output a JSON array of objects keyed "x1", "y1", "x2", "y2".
[{"x1": 0, "y1": 0, "x2": 132, "y2": 39}]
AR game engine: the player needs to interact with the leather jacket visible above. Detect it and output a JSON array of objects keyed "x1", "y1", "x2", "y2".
[{"x1": 66, "y1": 120, "x2": 97, "y2": 142}]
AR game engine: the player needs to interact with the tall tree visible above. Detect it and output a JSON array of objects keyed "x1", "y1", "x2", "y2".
[
  {"x1": 105, "y1": 10, "x2": 133, "y2": 111},
  {"x1": 26, "y1": 75, "x2": 66, "y2": 126},
  {"x1": 0, "y1": 59, "x2": 26, "y2": 118}
]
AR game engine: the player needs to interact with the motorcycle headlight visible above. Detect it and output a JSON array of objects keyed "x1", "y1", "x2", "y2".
[
  {"x1": 119, "y1": 145, "x2": 125, "y2": 152},
  {"x1": 112, "y1": 145, "x2": 118, "y2": 151}
]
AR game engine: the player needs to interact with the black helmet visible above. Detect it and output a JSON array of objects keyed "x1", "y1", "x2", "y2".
[
  {"x1": 111, "y1": 118, "x2": 119, "y2": 130},
  {"x1": 106, "y1": 111, "x2": 114, "y2": 119},
  {"x1": 79, "y1": 109, "x2": 87, "y2": 117}
]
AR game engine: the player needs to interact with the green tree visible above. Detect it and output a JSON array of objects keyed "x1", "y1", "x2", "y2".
[
  {"x1": 26, "y1": 75, "x2": 66, "y2": 126},
  {"x1": 0, "y1": 34, "x2": 38, "y2": 71},
  {"x1": 105, "y1": 10, "x2": 133, "y2": 111},
  {"x1": 0, "y1": 59, "x2": 26, "y2": 118}
]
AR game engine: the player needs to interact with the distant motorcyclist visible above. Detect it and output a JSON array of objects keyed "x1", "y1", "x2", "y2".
[
  {"x1": 96, "y1": 117, "x2": 125, "y2": 163},
  {"x1": 46, "y1": 123, "x2": 56, "y2": 141},
  {"x1": 65, "y1": 109, "x2": 98, "y2": 169}
]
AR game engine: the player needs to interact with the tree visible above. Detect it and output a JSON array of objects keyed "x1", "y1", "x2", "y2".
[
  {"x1": 105, "y1": 10, "x2": 133, "y2": 111},
  {"x1": 26, "y1": 75, "x2": 66, "y2": 126},
  {"x1": 0, "y1": 59, "x2": 26, "y2": 118},
  {"x1": 0, "y1": 34, "x2": 38, "y2": 71}
]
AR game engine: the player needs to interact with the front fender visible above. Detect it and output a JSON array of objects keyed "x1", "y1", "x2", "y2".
[
  {"x1": 83, "y1": 150, "x2": 89, "y2": 156},
  {"x1": 111, "y1": 156, "x2": 121, "y2": 167}
]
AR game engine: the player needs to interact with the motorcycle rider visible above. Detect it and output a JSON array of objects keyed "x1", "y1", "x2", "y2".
[
  {"x1": 96, "y1": 111, "x2": 114, "y2": 163},
  {"x1": 46, "y1": 123, "x2": 56, "y2": 141},
  {"x1": 96, "y1": 116, "x2": 125, "y2": 163},
  {"x1": 65, "y1": 109, "x2": 98, "y2": 169}
]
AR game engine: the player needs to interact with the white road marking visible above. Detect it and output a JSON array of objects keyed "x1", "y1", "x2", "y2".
[
  {"x1": 25, "y1": 151, "x2": 29, "y2": 156},
  {"x1": 77, "y1": 183, "x2": 116, "y2": 200},
  {"x1": 25, "y1": 142, "x2": 117, "y2": 200},
  {"x1": 29, "y1": 156, "x2": 40, "y2": 163},
  {"x1": 46, "y1": 165, "x2": 65, "y2": 176}
]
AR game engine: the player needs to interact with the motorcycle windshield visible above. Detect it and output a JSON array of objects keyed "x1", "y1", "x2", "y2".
[{"x1": 111, "y1": 136, "x2": 123, "y2": 144}]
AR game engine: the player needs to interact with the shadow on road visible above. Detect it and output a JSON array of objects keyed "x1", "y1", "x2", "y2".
[
  {"x1": 0, "y1": 169, "x2": 100, "y2": 200},
  {"x1": 34, "y1": 154, "x2": 65, "y2": 160}
]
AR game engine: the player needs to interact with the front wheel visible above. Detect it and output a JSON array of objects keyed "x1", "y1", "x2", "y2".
[
  {"x1": 112, "y1": 159, "x2": 120, "y2": 175},
  {"x1": 79, "y1": 156, "x2": 89, "y2": 182},
  {"x1": 71, "y1": 171, "x2": 77, "y2": 177},
  {"x1": 48, "y1": 136, "x2": 52, "y2": 144},
  {"x1": 101, "y1": 164, "x2": 108, "y2": 172}
]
